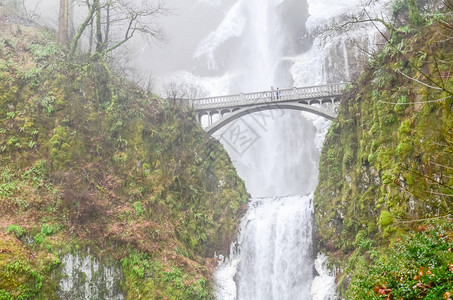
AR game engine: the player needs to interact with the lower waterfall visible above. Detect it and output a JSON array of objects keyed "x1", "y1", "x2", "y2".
[{"x1": 215, "y1": 195, "x2": 315, "y2": 300}]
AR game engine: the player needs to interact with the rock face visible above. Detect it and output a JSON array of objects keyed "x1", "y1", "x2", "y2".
[
  {"x1": 316, "y1": 15, "x2": 453, "y2": 255},
  {"x1": 314, "y1": 3, "x2": 453, "y2": 298},
  {"x1": 58, "y1": 252, "x2": 124, "y2": 300},
  {"x1": 291, "y1": 0, "x2": 392, "y2": 86}
]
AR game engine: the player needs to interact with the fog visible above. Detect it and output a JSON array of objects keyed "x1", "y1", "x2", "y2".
[
  {"x1": 134, "y1": 0, "x2": 237, "y2": 77},
  {"x1": 23, "y1": 0, "x2": 311, "y2": 97}
]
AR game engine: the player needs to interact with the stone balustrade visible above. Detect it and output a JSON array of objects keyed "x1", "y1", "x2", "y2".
[{"x1": 190, "y1": 83, "x2": 346, "y2": 111}]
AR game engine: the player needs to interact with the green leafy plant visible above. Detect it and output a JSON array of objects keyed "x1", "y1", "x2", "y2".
[
  {"x1": 24, "y1": 66, "x2": 43, "y2": 87},
  {"x1": 121, "y1": 251, "x2": 150, "y2": 279},
  {"x1": 34, "y1": 96, "x2": 55, "y2": 115},
  {"x1": 6, "y1": 112, "x2": 15, "y2": 119},
  {"x1": 347, "y1": 220, "x2": 453, "y2": 299},
  {"x1": 34, "y1": 223, "x2": 58, "y2": 244},
  {"x1": 1, "y1": 261, "x2": 43, "y2": 299},
  {"x1": 133, "y1": 201, "x2": 143, "y2": 216},
  {"x1": 28, "y1": 43, "x2": 59, "y2": 62},
  {"x1": 0, "y1": 168, "x2": 17, "y2": 198},
  {"x1": 7, "y1": 225, "x2": 24, "y2": 238}
]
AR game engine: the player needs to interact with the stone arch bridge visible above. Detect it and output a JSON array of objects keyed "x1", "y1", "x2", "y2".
[{"x1": 190, "y1": 83, "x2": 346, "y2": 134}]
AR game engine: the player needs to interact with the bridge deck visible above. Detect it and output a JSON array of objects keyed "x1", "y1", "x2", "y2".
[{"x1": 190, "y1": 83, "x2": 346, "y2": 111}]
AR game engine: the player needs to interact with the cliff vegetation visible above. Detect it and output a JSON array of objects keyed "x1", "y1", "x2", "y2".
[
  {"x1": 0, "y1": 7, "x2": 247, "y2": 299},
  {"x1": 315, "y1": 1, "x2": 453, "y2": 298}
]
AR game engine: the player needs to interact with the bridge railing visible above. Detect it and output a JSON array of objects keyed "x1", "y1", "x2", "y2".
[{"x1": 191, "y1": 83, "x2": 347, "y2": 110}]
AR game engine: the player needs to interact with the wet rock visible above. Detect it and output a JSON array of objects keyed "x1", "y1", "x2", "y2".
[{"x1": 58, "y1": 251, "x2": 124, "y2": 300}]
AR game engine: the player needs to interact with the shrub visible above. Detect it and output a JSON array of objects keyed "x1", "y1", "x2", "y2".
[{"x1": 347, "y1": 220, "x2": 453, "y2": 299}]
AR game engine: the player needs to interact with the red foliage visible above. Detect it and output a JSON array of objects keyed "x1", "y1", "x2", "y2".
[
  {"x1": 444, "y1": 290, "x2": 453, "y2": 300},
  {"x1": 374, "y1": 282, "x2": 393, "y2": 299}
]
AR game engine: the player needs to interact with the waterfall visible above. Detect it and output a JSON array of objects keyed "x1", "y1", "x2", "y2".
[
  {"x1": 237, "y1": 196, "x2": 313, "y2": 299},
  {"x1": 151, "y1": 0, "x2": 392, "y2": 298},
  {"x1": 191, "y1": 0, "x2": 335, "y2": 299},
  {"x1": 215, "y1": 195, "x2": 315, "y2": 299}
]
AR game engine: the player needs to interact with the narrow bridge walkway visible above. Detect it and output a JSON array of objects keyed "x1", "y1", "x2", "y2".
[{"x1": 190, "y1": 83, "x2": 346, "y2": 134}]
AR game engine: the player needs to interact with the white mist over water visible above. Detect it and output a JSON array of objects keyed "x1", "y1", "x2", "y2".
[{"x1": 193, "y1": 0, "x2": 288, "y2": 92}]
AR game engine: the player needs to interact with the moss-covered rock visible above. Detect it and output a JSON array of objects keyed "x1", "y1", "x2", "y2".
[
  {"x1": 314, "y1": 3, "x2": 453, "y2": 298},
  {"x1": 0, "y1": 7, "x2": 247, "y2": 299}
]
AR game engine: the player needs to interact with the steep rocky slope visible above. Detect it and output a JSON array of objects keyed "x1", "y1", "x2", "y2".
[
  {"x1": 314, "y1": 2, "x2": 453, "y2": 298},
  {"x1": 0, "y1": 8, "x2": 247, "y2": 299}
]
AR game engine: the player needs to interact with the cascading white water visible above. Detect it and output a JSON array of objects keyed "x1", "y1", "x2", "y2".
[
  {"x1": 193, "y1": 1, "x2": 327, "y2": 299},
  {"x1": 145, "y1": 0, "x2": 392, "y2": 298},
  {"x1": 189, "y1": 0, "x2": 332, "y2": 299},
  {"x1": 231, "y1": 195, "x2": 314, "y2": 299}
]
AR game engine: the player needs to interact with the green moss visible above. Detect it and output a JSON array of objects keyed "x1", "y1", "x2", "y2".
[
  {"x1": 393, "y1": 95, "x2": 408, "y2": 114},
  {"x1": 379, "y1": 211, "x2": 394, "y2": 227},
  {"x1": 314, "y1": 12, "x2": 453, "y2": 297},
  {"x1": 6, "y1": 225, "x2": 24, "y2": 238},
  {"x1": 0, "y1": 10, "x2": 247, "y2": 298},
  {"x1": 0, "y1": 235, "x2": 47, "y2": 299},
  {"x1": 121, "y1": 251, "x2": 211, "y2": 299},
  {"x1": 395, "y1": 140, "x2": 413, "y2": 157}
]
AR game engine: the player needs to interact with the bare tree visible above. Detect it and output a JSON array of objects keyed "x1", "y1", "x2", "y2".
[
  {"x1": 22, "y1": 0, "x2": 42, "y2": 19},
  {"x1": 164, "y1": 79, "x2": 199, "y2": 102},
  {"x1": 70, "y1": 0, "x2": 168, "y2": 59},
  {"x1": 164, "y1": 80, "x2": 185, "y2": 101}
]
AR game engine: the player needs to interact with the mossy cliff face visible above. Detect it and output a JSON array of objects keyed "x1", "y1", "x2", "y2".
[
  {"x1": 0, "y1": 8, "x2": 247, "y2": 299},
  {"x1": 314, "y1": 5, "x2": 453, "y2": 299}
]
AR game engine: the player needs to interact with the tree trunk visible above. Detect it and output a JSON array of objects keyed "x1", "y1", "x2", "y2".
[
  {"x1": 104, "y1": 3, "x2": 110, "y2": 48},
  {"x1": 89, "y1": 17, "x2": 94, "y2": 55},
  {"x1": 94, "y1": 0, "x2": 103, "y2": 53},
  {"x1": 68, "y1": 0, "x2": 75, "y2": 40},
  {"x1": 70, "y1": 1, "x2": 96, "y2": 57},
  {"x1": 58, "y1": 0, "x2": 69, "y2": 46}
]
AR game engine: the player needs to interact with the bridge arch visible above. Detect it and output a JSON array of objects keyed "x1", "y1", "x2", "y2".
[
  {"x1": 191, "y1": 83, "x2": 346, "y2": 134},
  {"x1": 203, "y1": 103, "x2": 336, "y2": 135}
]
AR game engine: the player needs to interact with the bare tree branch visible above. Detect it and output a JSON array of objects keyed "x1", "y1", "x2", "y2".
[
  {"x1": 396, "y1": 69, "x2": 444, "y2": 91},
  {"x1": 425, "y1": 191, "x2": 453, "y2": 197},
  {"x1": 395, "y1": 213, "x2": 452, "y2": 223},
  {"x1": 430, "y1": 161, "x2": 453, "y2": 171},
  {"x1": 22, "y1": 0, "x2": 41, "y2": 19},
  {"x1": 378, "y1": 95, "x2": 452, "y2": 105},
  {"x1": 70, "y1": 0, "x2": 168, "y2": 59},
  {"x1": 364, "y1": 10, "x2": 453, "y2": 96}
]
